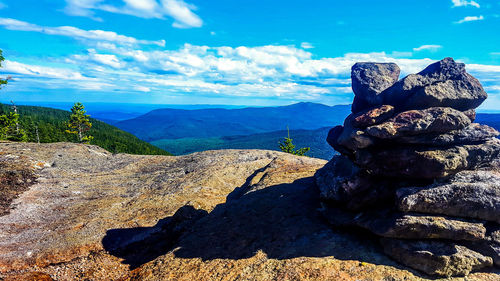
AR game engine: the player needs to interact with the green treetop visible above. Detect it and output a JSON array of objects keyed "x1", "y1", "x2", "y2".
[
  {"x1": 66, "y1": 102, "x2": 94, "y2": 143},
  {"x1": 0, "y1": 50, "x2": 8, "y2": 88},
  {"x1": 278, "y1": 127, "x2": 310, "y2": 156}
]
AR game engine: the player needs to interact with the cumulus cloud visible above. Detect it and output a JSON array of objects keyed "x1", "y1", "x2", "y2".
[
  {"x1": 2, "y1": 42, "x2": 500, "y2": 106},
  {"x1": 0, "y1": 18, "x2": 165, "y2": 46},
  {"x1": 455, "y1": 15, "x2": 484, "y2": 23},
  {"x1": 413, "y1": 45, "x2": 443, "y2": 52},
  {"x1": 452, "y1": 0, "x2": 480, "y2": 8},
  {"x1": 63, "y1": 0, "x2": 202, "y2": 28}
]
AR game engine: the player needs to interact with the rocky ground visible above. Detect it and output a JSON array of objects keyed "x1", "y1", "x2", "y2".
[{"x1": 0, "y1": 142, "x2": 499, "y2": 280}]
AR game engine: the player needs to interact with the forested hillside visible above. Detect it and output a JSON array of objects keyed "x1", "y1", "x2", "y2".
[
  {"x1": 116, "y1": 102, "x2": 351, "y2": 142},
  {"x1": 0, "y1": 103, "x2": 171, "y2": 155}
]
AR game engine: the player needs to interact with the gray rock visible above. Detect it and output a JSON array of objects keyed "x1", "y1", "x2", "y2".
[
  {"x1": 381, "y1": 238, "x2": 493, "y2": 277},
  {"x1": 336, "y1": 114, "x2": 375, "y2": 151},
  {"x1": 351, "y1": 105, "x2": 395, "y2": 128},
  {"x1": 394, "y1": 123, "x2": 499, "y2": 146},
  {"x1": 351, "y1": 62, "x2": 400, "y2": 113},
  {"x1": 465, "y1": 241, "x2": 500, "y2": 267},
  {"x1": 315, "y1": 156, "x2": 398, "y2": 210},
  {"x1": 380, "y1": 58, "x2": 487, "y2": 111},
  {"x1": 360, "y1": 212, "x2": 486, "y2": 241},
  {"x1": 365, "y1": 107, "x2": 472, "y2": 139},
  {"x1": 322, "y1": 208, "x2": 487, "y2": 241},
  {"x1": 354, "y1": 138, "x2": 500, "y2": 179},
  {"x1": 397, "y1": 170, "x2": 500, "y2": 223},
  {"x1": 315, "y1": 155, "x2": 361, "y2": 202},
  {"x1": 326, "y1": 125, "x2": 351, "y2": 155}
]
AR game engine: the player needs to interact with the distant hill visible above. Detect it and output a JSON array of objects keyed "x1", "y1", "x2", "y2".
[
  {"x1": 152, "y1": 127, "x2": 335, "y2": 160},
  {"x1": 0, "y1": 103, "x2": 171, "y2": 156},
  {"x1": 152, "y1": 113, "x2": 500, "y2": 160},
  {"x1": 116, "y1": 102, "x2": 351, "y2": 142}
]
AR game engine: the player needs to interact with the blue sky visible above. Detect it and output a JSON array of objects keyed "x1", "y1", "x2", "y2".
[{"x1": 0, "y1": 0, "x2": 499, "y2": 108}]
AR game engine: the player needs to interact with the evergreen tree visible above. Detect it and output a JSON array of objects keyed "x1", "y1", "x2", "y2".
[
  {"x1": 0, "y1": 50, "x2": 26, "y2": 142},
  {"x1": 66, "y1": 102, "x2": 94, "y2": 143},
  {"x1": 0, "y1": 50, "x2": 8, "y2": 88},
  {"x1": 278, "y1": 127, "x2": 310, "y2": 156}
]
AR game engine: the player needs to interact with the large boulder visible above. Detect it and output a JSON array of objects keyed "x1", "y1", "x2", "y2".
[
  {"x1": 381, "y1": 238, "x2": 493, "y2": 277},
  {"x1": 351, "y1": 62, "x2": 400, "y2": 113},
  {"x1": 365, "y1": 107, "x2": 472, "y2": 139},
  {"x1": 397, "y1": 170, "x2": 500, "y2": 223},
  {"x1": 380, "y1": 58, "x2": 487, "y2": 111},
  {"x1": 354, "y1": 138, "x2": 500, "y2": 179}
]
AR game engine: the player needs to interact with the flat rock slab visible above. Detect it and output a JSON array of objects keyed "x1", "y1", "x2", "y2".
[
  {"x1": 355, "y1": 138, "x2": 500, "y2": 179},
  {"x1": 9, "y1": 143, "x2": 494, "y2": 280},
  {"x1": 381, "y1": 238, "x2": 493, "y2": 277},
  {"x1": 397, "y1": 170, "x2": 500, "y2": 223}
]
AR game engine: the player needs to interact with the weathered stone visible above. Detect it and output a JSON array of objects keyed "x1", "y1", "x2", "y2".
[
  {"x1": 464, "y1": 108, "x2": 476, "y2": 122},
  {"x1": 465, "y1": 241, "x2": 500, "y2": 267},
  {"x1": 397, "y1": 170, "x2": 500, "y2": 223},
  {"x1": 365, "y1": 107, "x2": 471, "y2": 139},
  {"x1": 351, "y1": 62, "x2": 400, "y2": 113},
  {"x1": 359, "y1": 212, "x2": 486, "y2": 241},
  {"x1": 381, "y1": 238, "x2": 493, "y2": 277},
  {"x1": 315, "y1": 156, "x2": 398, "y2": 210},
  {"x1": 380, "y1": 58, "x2": 487, "y2": 111},
  {"x1": 336, "y1": 115, "x2": 375, "y2": 151},
  {"x1": 395, "y1": 123, "x2": 499, "y2": 146},
  {"x1": 322, "y1": 208, "x2": 486, "y2": 241},
  {"x1": 355, "y1": 138, "x2": 500, "y2": 179},
  {"x1": 352, "y1": 105, "x2": 395, "y2": 128},
  {"x1": 315, "y1": 155, "x2": 361, "y2": 202},
  {"x1": 326, "y1": 125, "x2": 351, "y2": 155}
]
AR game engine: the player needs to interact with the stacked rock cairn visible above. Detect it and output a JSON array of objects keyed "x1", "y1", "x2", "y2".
[{"x1": 315, "y1": 58, "x2": 500, "y2": 277}]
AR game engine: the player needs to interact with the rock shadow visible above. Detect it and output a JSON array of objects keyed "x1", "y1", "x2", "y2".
[{"x1": 102, "y1": 175, "x2": 421, "y2": 275}]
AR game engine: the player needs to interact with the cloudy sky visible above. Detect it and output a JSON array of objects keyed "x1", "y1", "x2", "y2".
[{"x1": 0, "y1": 0, "x2": 499, "y2": 108}]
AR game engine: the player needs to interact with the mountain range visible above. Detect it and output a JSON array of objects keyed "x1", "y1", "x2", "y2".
[{"x1": 115, "y1": 102, "x2": 351, "y2": 142}]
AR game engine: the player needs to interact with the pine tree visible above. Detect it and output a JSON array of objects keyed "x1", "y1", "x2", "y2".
[
  {"x1": 278, "y1": 127, "x2": 310, "y2": 156},
  {"x1": 0, "y1": 50, "x2": 8, "y2": 88},
  {"x1": 66, "y1": 102, "x2": 94, "y2": 143}
]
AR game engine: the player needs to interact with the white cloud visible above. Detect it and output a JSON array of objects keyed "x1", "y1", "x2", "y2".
[
  {"x1": 455, "y1": 15, "x2": 484, "y2": 23},
  {"x1": 413, "y1": 45, "x2": 443, "y2": 52},
  {"x1": 2, "y1": 60, "x2": 87, "y2": 80},
  {"x1": 301, "y1": 42, "x2": 314, "y2": 49},
  {"x1": 2, "y1": 42, "x2": 500, "y2": 107},
  {"x1": 63, "y1": 0, "x2": 202, "y2": 28},
  {"x1": 0, "y1": 18, "x2": 165, "y2": 46},
  {"x1": 452, "y1": 0, "x2": 480, "y2": 8}
]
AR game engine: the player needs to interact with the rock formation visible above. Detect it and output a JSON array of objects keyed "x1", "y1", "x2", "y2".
[{"x1": 316, "y1": 58, "x2": 500, "y2": 277}]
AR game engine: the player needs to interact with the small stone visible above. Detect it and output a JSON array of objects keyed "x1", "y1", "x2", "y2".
[
  {"x1": 336, "y1": 115, "x2": 375, "y2": 151},
  {"x1": 352, "y1": 105, "x2": 395, "y2": 128},
  {"x1": 381, "y1": 238, "x2": 493, "y2": 277}
]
